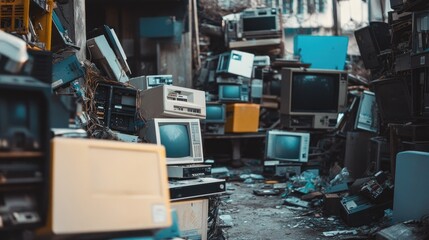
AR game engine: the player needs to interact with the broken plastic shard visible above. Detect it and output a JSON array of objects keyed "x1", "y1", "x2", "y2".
[{"x1": 322, "y1": 230, "x2": 357, "y2": 237}]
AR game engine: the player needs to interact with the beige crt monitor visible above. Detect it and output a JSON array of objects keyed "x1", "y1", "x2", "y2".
[{"x1": 48, "y1": 138, "x2": 171, "y2": 235}]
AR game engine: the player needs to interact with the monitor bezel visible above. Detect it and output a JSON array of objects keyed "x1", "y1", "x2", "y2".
[
  {"x1": 205, "y1": 103, "x2": 226, "y2": 123},
  {"x1": 354, "y1": 90, "x2": 378, "y2": 133},
  {"x1": 240, "y1": 8, "x2": 281, "y2": 38},
  {"x1": 280, "y1": 68, "x2": 348, "y2": 116},
  {"x1": 218, "y1": 84, "x2": 242, "y2": 101},
  {"x1": 145, "y1": 118, "x2": 204, "y2": 165},
  {"x1": 265, "y1": 130, "x2": 310, "y2": 162}
]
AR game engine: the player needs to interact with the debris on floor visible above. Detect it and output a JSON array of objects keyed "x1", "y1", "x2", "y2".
[
  {"x1": 322, "y1": 229, "x2": 358, "y2": 237},
  {"x1": 219, "y1": 162, "x2": 409, "y2": 239},
  {"x1": 219, "y1": 214, "x2": 234, "y2": 227}
]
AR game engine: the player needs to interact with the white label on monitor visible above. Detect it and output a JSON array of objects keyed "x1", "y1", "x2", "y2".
[
  {"x1": 52, "y1": 79, "x2": 64, "y2": 89},
  {"x1": 152, "y1": 205, "x2": 167, "y2": 223}
]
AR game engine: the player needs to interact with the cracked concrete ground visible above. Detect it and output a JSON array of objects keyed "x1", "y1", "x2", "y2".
[
  {"x1": 220, "y1": 182, "x2": 349, "y2": 240},
  {"x1": 213, "y1": 160, "x2": 380, "y2": 240}
]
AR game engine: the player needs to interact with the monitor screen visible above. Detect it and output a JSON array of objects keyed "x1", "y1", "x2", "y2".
[
  {"x1": 121, "y1": 95, "x2": 136, "y2": 106},
  {"x1": 242, "y1": 16, "x2": 277, "y2": 32},
  {"x1": 273, "y1": 135, "x2": 301, "y2": 160},
  {"x1": 266, "y1": 130, "x2": 310, "y2": 162},
  {"x1": 372, "y1": 77, "x2": 413, "y2": 123},
  {"x1": 9, "y1": 101, "x2": 28, "y2": 127},
  {"x1": 206, "y1": 104, "x2": 225, "y2": 122},
  {"x1": 142, "y1": 118, "x2": 204, "y2": 165},
  {"x1": 219, "y1": 85, "x2": 241, "y2": 100},
  {"x1": 159, "y1": 124, "x2": 191, "y2": 158},
  {"x1": 1, "y1": 94, "x2": 41, "y2": 150},
  {"x1": 291, "y1": 73, "x2": 339, "y2": 113}
]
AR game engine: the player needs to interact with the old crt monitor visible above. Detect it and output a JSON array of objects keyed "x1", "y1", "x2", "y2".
[
  {"x1": 140, "y1": 85, "x2": 206, "y2": 119},
  {"x1": 204, "y1": 103, "x2": 226, "y2": 134},
  {"x1": 0, "y1": 75, "x2": 51, "y2": 151},
  {"x1": 216, "y1": 50, "x2": 254, "y2": 78},
  {"x1": 280, "y1": 68, "x2": 348, "y2": 129},
  {"x1": 129, "y1": 75, "x2": 173, "y2": 91},
  {"x1": 241, "y1": 8, "x2": 281, "y2": 39},
  {"x1": 142, "y1": 118, "x2": 203, "y2": 165},
  {"x1": 86, "y1": 35, "x2": 129, "y2": 83},
  {"x1": 265, "y1": 130, "x2": 310, "y2": 162},
  {"x1": 48, "y1": 138, "x2": 171, "y2": 235},
  {"x1": 355, "y1": 91, "x2": 378, "y2": 133},
  {"x1": 205, "y1": 103, "x2": 226, "y2": 123},
  {"x1": 218, "y1": 84, "x2": 248, "y2": 102}
]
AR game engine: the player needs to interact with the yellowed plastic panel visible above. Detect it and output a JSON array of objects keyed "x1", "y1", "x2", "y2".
[
  {"x1": 51, "y1": 138, "x2": 171, "y2": 234},
  {"x1": 171, "y1": 198, "x2": 208, "y2": 240}
]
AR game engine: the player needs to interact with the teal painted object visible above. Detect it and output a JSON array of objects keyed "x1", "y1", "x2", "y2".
[
  {"x1": 52, "y1": 53, "x2": 85, "y2": 89},
  {"x1": 294, "y1": 35, "x2": 349, "y2": 70},
  {"x1": 139, "y1": 16, "x2": 183, "y2": 44}
]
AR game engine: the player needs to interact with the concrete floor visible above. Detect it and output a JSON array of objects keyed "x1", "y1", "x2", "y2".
[
  {"x1": 213, "y1": 160, "x2": 381, "y2": 240},
  {"x1": 219, "y1": 182, "x2": 354, "y2": 240}
]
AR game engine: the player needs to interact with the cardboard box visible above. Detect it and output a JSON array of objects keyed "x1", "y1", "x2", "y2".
[
  {"x1": 225, "y1": 103, "x2": 260, "y2": 133},
  {"x1": 171, "y1": 198, "x2": 208, "y2": 240}
]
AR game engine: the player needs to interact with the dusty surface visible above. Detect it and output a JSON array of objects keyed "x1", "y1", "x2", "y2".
[
  {"x1": 219, "y1": 182, "x2": 353, "y2": 240},
  {"x1": 213, "y1": 160, "x2": 380, "y2": 240}
]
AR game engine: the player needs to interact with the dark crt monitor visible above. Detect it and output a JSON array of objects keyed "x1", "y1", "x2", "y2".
[
  {"x1": 240, "y1": 8, "x2": 280, "y2": 38},
  {"x1": 159, "y1": 124, "x2": 191, "y2": 158},
  {"x1": 121, "y1": 95, "x2": 136, "y2": 106},
  {"x1": 218, "y1": 84, "x2": 242, "y2": 101},
  {"x1": 265, "y1": 130, "x2": 310, "y2": 162},
  {"x1": 291, "y1": 72, "x2": 340, "y2": 113},
  {"x1": 372, "y1": 77, "x2": 413, "y2": 123},
  {"x1": 1, "y1": 88, "x2": 45, "y2": 151},
  {"x1": 242, "y1": 16, "x2": 277, "y2": 32},
  {"x1": 205, "y1": 103, "x2": 226, "y2": 123},
  {"x1": 280, "y1": 68, "x2": 348, "y2": 129}
]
